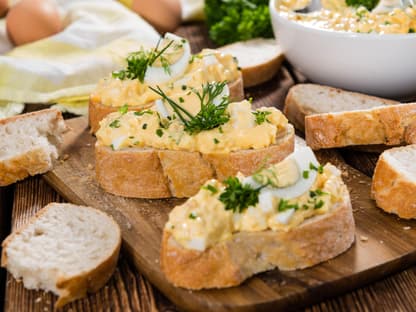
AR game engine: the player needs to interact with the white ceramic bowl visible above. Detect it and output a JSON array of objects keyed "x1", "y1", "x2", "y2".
[{"x1": 269, "y1": 0, "x2": 416, "y2": 99}]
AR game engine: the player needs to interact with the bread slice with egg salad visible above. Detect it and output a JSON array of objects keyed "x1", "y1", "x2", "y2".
[
  {"x1": 89, "y1": 32, "x2": 244, "y2": 133},
  {"x1": 94, "y1": 81, "x2": 295, "y2": 198},
  {"x1": 160, "y1": 146, "x2": 355, "y2": 289}
]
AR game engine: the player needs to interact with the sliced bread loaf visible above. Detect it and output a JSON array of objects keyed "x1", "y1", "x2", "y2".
[
  {"x1": 1, "y1": 203, "x2": 121, "y2": 308},
  {"x1": 284, "y1": 84, "x2": 398, "y2": 133},
  {"x1": 0, "y1": 109, "x2": 67, "y2": 186},
  {"x1": 217, "y1": 38, "x2": 285, "y2": 87},
  {"x1": 305, "y1": 103, "x2": 416, "y2": 150},
  {"x1": 371, "y1": 145, "x2": 416, "y2": 219}
]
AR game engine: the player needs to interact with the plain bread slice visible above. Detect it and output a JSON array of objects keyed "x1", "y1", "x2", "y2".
[
  {"x1": 0, "y1": 108, "x2": 67, "y2": 186},
  {"x1": 1, "y1": 203, "x2": 121, "y2": 308},
  {"x1": 218, "y1": 38, "x2": 284, "y2": 87},
  {"x1": 284, "y1": 84, "x2": 398, "y2": 133},
  {"x1": 371, "y1": 144, "x2": 416, "y2": 219}
]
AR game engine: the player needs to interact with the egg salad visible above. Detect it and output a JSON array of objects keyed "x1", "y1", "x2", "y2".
[
  {"x1": 165, "y1": 146, "x2": 349, "y2": 251},
  {"x1": 277, "y1": 0, "x2": 416, "y2": 33},
  {"x1": 95, "y1": 81, "x2": 289, "y2": 154},
  {"x1": 90, "y1": 32, "x2": 240, "y2": 108}
]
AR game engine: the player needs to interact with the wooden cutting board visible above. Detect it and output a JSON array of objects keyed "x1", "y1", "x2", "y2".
[{"x1": 44, "y1": 116, "x2": 416, "y2": 312}]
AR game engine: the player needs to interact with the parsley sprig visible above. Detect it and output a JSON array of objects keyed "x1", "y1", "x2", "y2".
[
  {"x1": 112, "y1": 39, "x2": 175, "y2": 83},
  {"x1": 219, "y1": 177, "x2": 263, "y2": 213},
  {"x1": 149, "y1": 81, "x2": 230, "y2": 135}
]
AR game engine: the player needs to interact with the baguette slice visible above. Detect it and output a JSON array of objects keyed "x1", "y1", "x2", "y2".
[
  {"x1": 305, "y1": 103, "x2": 416, "y2": 150},
  {"x1": 95, "y1": 124, "x2": 295, "y2": 198},
  {"x1": 1, "y1": 203, "x2": 121, "y2": 309},
  {"x1": 89, "y1": 75, "x2": 244, "y2": 133},
  {"x1": 371, "y1": 145, "x2": 416, "y2": 219},
  {"x1": 161, "y1": 173, "x2": 354, "y2": 289},
  {"x1": 284, "y1": 84, "x2": 398, "y2": 133},
  {"x1": 218, "y1": 38, "x2": 285, "y2": 88},
  {"x1": 0, "y1": 109, "x2": 67, "y2": 186}
]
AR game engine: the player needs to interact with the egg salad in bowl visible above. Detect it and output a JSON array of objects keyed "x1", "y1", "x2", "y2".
[
  {"x1": 270, "y1": 0, "x2": 416, "y2": 98},
  {"x1": 89, "y1": 33, "x2": 243, "y2": 132}
]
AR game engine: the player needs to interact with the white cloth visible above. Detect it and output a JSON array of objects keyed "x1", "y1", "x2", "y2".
[{"x1": 0, "y1": 0, "x2": 160, "y2": 116}]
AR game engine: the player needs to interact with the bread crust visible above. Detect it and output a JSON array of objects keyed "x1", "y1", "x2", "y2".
[
  {"x1": 160, "y1": 185, "x2": 355, "y2": 289},
  {"x1": 95, "y1": 125, "x2": 295, "y2": 198},
  {"x1": 284, "y1": 84, "x2": 398, "y2": 133},
  {"x1": 88, "y1": 75, "x2": 244, "y2": 133},
  {"x1": 1, "y1": 203, "x2": 121, "y2": 309},
  {"x1": 0, "y1": 109, "x2": 67, "y2": 186},
  {"x1": 371, "y1": 145, "x2": 416, "y2": 219},
  {"x1": 305, "y1": 103, "x2": 416, "y2": 150}
]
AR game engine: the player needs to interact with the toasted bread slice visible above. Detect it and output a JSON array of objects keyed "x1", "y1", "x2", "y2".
[
  {"x1": 95, "y1": 124, "x2": 295, "y2": 198},
  {"x1": 218, "y1": 39, "x2": 284, "y2": 88},
  {"x1": 305, "y1": 103, "x2": 416, "y2": 150},
  {"x1": 0, "y1": 109, "x2": 67, "y2": 186},
  {"x1": 1, "y1": 203, "x2": 121, "y2": 309},
  {"x1": 89, "y1": 72, "x2": 244, "y2": 133},
  {"x1": 371, "y1": 144, "x2": 416, "y2": 219},
  {"x1": 284, "y1": 84, "x2": 398, "y2": 133}
]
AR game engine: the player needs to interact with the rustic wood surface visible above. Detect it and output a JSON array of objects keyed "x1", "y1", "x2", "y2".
[{"x1": 1, "y1": 22, "x2": 416, "y2": 312}]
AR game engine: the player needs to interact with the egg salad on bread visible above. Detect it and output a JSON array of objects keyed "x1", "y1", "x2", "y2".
[
  {"x1": 95, "y1": 82, "x2": 289, "y2": 154},
  {"x1": 160, "y1": 146, "x2": 355, "y2": 289},
  {"x1": 165, "y1": 146, "x2": 348, "y2": 251},
  {"x1": 94, "y1": 81, "x2": 295, "y2": 199},
  {"x1": 89, "y1": 33, "x2": 243, "y2": 133},
  {"x1": 90, "y1": 33, "x2": 241, "y2": 108}
]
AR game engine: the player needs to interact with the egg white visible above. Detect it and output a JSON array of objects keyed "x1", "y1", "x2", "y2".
[{"x1": 144, "y1": 33, "x2": 191, "y2": 85}]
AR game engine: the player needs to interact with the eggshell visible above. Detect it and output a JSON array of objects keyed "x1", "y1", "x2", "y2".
[
  {"x1": 6, "y1": 0, "x2": 62, "y2": 46},
  {"x1": 132, "y1": 0, "x2": 181, "y2": 33},
  {"x1": 0, "y1": 0, "x2": 8, "y2": 17}
]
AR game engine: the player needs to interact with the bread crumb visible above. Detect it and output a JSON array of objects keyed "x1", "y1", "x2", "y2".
[
  {"x1": 63, "y1": 154, "x2": 69, "y2": 161},
  {"x1": 380, "y1": 240, "x2": 384, "y2": 244},
  {"x1": 87, "y1": 164, "x2": 94, "y2": 170},
  {"x1": 360, "y1": 235, "x2": 369, "y2": 242},
  {"x1": 155, "y1": 259, "x2": 159, "y2": 263},
  {"x1": 43, "y1": 308, "x2": 48, "y2": 312},
  {"x1": 35, "y1": 297, "x2": 42, "y2": 303},
  {"x1": 126, "y1": 222, "x2": 132, "y2": 230},
  {"x1": 86, "y1": 143, "x2": 91, "y2": 147},
  {"x1": 403, "y1": 226, "x2": 411, "y2": 230},
  {"x1": 45, "y1": 300, "x2": 50, "y2": 304}
]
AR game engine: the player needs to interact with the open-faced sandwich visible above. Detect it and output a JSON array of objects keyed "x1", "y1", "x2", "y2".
[
  {"x1": 160, "y1": 146, "x2": 355, "y2": 289},
  {"x1": 89, "y1": 32, "x2": 244, "y2": 132},
  {"x1": 94, "y1": 81, "x2": 295, "y2": 198}
]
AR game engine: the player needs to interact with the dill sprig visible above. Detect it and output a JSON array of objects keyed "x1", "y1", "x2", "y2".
[
  {"x1": 149, "y1": 81, "x2": 230, "y2": 135},
  {"x1": 112, "y1": 39, "x2": 175, "y2": 83}
]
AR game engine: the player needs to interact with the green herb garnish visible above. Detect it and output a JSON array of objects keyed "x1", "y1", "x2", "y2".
[
  {"x1": 156, "y1": 128, "x2": 164, "y2": 137},
  {"x1": 214, "y1": 138, "x2": 220, "y2": 144},
  {"x1": 189, "y1": 212, "x2": 198, "y2": 219},
  {"x1": 109, "y1": 119, "x2": 121, "y2": 128},
  {"x1": 252, "y1": 110, "x2": 271, "y2": 125},
  {"x1": 149, "y1": 81, "x2": 230, "y2": 135},
  {"x1": 118, "y1": 104, "x2": 129, "y2": 114},
  {"x1": 112, "y1": 39, "x2": 175, "y2": 82},
  {"x1": 346, "y1": 0, "x2": 379, "y2": 10},
  {"x1": 309, "y1": 163, "x2": 324, "y2": 174},
  {"x1": 277, "y1": 199, "x2": 299, "y2": 212},
  {"x1": 205, "y1": 0, "x2": 273, "y2": 45},
  {"x1": 303, "y1": 170, "x2": 309, "y2": 179},
  {"x1": 142, "y1": 123, "x2": 148, "y2": 130},
  {"x1": 314, "y1": 200, "x2": 325, "y2": 209},
  {"x1": 219, "y1": 177, "x2": 262, "y2": 213},
  {"x1": 409, "y1": 28, "x2": 415, "y2": 33},
  {"x1": 202, "y1": 184, "x2": 218, "y2": 194},
  {"x1": 134, "y1": 110, "x2": 153, "y2": 116}
]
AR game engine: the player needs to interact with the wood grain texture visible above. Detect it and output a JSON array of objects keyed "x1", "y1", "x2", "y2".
[{"x1": 39, "y1": 116, "x2": 416, "y2": 312}]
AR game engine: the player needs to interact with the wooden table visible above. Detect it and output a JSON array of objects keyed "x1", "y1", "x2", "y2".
[{"x1": 2, "y1": 23, "x2": 416, "y2": 312}]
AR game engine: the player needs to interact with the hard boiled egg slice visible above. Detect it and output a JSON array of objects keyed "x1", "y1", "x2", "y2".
[
  {"x1": 259, "y1": 146, "x2": 320, "y2": 200},
  {"x1": 144, "y1": 33, "x2": 191, "y2": 85}
]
